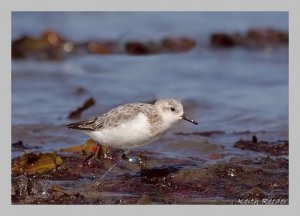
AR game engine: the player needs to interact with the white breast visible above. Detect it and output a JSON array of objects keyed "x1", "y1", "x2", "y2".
[{"x1": 86, "y1": 113, "x2": 157, "y2": 149}]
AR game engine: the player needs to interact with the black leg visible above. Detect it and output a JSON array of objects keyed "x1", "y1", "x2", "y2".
[
  {"x1": 83, "y1": 151, "x2": 95, "y2": 164},
  {"x1": 83, "y1": 142, "x2": 101, "y2": 164},
  {"x1": 93, "y1": 143, "x2": 102, "y2": 161},
  {"x1": 83, "y1": 142, "x2": 115, "y2": 165}
]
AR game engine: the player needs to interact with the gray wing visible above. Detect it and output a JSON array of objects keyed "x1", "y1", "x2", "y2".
[
  {"x1": 65, "y1": 103, "x2": 153, "y2": 131},
  {"x1": 65, "y1": 116, "x2": 101, "y2": 131}
]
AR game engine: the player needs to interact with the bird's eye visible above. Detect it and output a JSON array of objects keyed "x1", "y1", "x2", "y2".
[{"x1": 171, "y1": 107, "x2": 175, "y2": 112}]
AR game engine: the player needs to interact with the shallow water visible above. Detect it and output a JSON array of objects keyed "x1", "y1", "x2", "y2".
[{"x1": 12, "y1": 12, "x2": 288, "y2": 159}]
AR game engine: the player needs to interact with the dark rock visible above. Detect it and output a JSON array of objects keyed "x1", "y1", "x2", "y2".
[
  {"x1": 138, "y1": 166, "x2": 180, "y2": 185},
  {"x1": 213, "y1": 164, "x2": 246, "y2": 179},
  {"x1": 175, "y1": 130, "x2": 225, "y2": 137},
  {"x1": 252, "y1": 135, "x2": 258, "y2": 143},
  {"x1": 12, "y1": 140, "x2": 25, "y2": 148},
  {"x1": 210, "y1": 33, "x2": 236, "y2": 48},
  {"x1": 12, "y1": 140, "x2": 40, "y2": 150},
  {"x1": 247, "y1": 28, "x2": 288, "y2": 44},
  {"x1": 210, "y1": 28, "x2": 288, "y2": 49},
  {"x1": 161, "y1": 37, "x2": 196, "y2": 52},
  {"x1": 12, "y1": 152, "x2": 63, "y2": 175},
  {"x1": 234, "y1": 139, "x2": 288, "y2": 156},
  {"x1": 11, "y1": 36, "x2": 30, "y2": 58},
  {"x1": 41, "y1": 30, "x2": 65, "y2": 47},
  {"x1": 87, "y1": 41, "x2": 114, "y2": 54},
  {"x1": 11, "y1": 30, "x2": 67, "y2": 60},
  {"x1": 125, "y1": 42, "x2": 158, "y2": 55},
  {"x1": 12, "y1": 175, "x2": 51, "y2": 201}
]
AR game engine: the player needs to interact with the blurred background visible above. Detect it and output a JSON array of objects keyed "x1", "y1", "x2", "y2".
[{"x1": 11, "y1": 12, "x2": 288, "y2": 160}]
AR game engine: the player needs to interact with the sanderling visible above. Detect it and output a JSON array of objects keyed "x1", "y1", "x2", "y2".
[{"x1": 65, "y1": 99, "x2": 198, "y2": 164}]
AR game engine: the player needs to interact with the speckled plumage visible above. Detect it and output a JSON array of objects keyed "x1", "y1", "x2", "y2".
[{"x1": 65, "y1": 103, "x2": 163, "y2": 132}]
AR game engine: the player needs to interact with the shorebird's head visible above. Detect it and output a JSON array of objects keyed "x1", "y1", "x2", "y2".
[{"x1": 154, "y1": 99, "x2": 198, "y2": 127}]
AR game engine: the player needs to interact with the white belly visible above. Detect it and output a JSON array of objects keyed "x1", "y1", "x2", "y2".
[{"x1": 85, "y1": 113, "x2": 158, "y2": 149}]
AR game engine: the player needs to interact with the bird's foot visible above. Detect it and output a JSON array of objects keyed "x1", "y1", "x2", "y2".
[
  {"x1": 122, "y1": 153, "x2": 149, "y2": 169},
  {"x1": 93, "y1": 144, "x2": 114, "y2": 160},
  {"x1": 83, "y1": 143, "x2": 113, "y2": 165},
  {"x1": 83, "y1": 151, "x2": 95, "y2": 165},
  {"x1": 82, "y1": 148, "x2": 101, "y2": 166}
]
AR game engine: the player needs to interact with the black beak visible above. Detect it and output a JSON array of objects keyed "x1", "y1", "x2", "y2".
[{"x1": 181, "y1": 114, "x2": 198, "y2": 125}]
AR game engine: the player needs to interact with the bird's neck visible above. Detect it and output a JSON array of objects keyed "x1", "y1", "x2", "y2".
[{"x1": 161, "y1": 115, "x2": 178, "y2": 130}]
